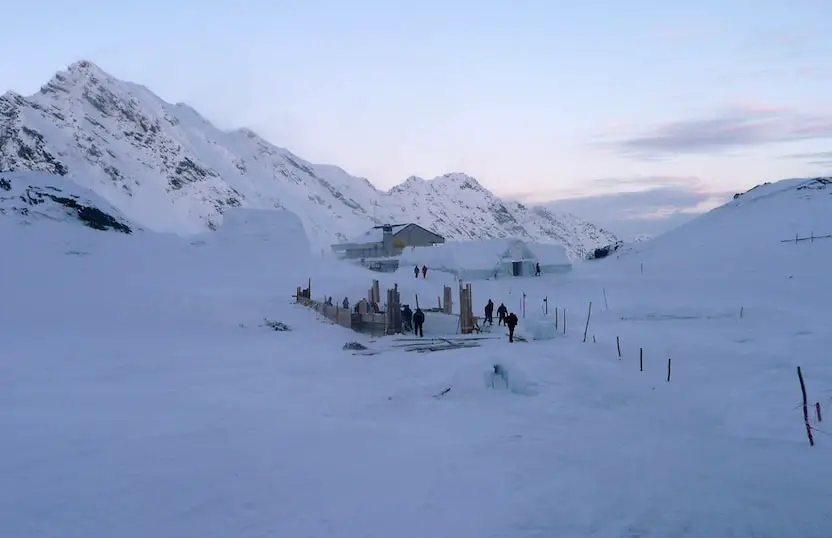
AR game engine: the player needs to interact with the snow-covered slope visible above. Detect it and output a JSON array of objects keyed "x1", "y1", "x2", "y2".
[
  {"x1": 3, "y1": 173, "x2": 831, "y2": 537},
  {"x1": 0, "y1": 60, "x2": 616, "y2": 257},
  {"x1": 0, "y1": 170, "x2": 133, "y2": 233},
  {"x1": 628, "y1": 176, "x2": 832, "y2": 273}
]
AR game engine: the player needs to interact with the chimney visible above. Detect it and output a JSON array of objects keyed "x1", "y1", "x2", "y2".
[{"x1": 382, "y1": 224, "x2": 393, "y2": 255}]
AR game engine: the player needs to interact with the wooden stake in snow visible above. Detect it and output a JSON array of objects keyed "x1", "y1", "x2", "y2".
[
  {"x1": 592, "y1": 335, "x2": 596, "y2": 344},
  {"x1": 616, "y1": 336, "x2": 621, "y2": 358},
  {"x1": 667, "y1": 358, "x2": 671, "y2": 382},
  {"x1": 555, "y1": 308, "x2": 558, "y2": 330},
  {"x1": 797, "y1": 366, "x2": 815, "y2": 447},
  {"x1": 603, "y1": 288, "x2": 609, "y2": 311},
  {"x1": 639, "y1": 348, "x2": 643, "y2": 372},
  {"x1": 563, "y1": 309, "x2": 567, "y2": 334},
  {"x1": 739, "y1": 306, "x2": 744, "y2": 318},
  {"x1": 816, "y1": 402, "x2": 823, "y2": 422},
  {"x1": 582, "y1": 301, "x2": 592, "y2": 343}
]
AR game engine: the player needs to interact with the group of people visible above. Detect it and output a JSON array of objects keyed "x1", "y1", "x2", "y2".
[
  {"x1": 400, "y1": 304, "x2": 425, "y2": 337},
  {"x1": 413, "y1": 265, "x2": 428, "y2": 279},
  {"x1": 484, "y1": 298, "x2": 520, "y2": 342}
]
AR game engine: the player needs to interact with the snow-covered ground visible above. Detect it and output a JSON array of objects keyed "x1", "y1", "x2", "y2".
[{"x1": 2, "y1": 177, "x2": 831, "y2": 537}]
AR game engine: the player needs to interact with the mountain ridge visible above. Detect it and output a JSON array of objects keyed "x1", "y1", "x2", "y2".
[{"x1": 0, "y1": 59, "x2": 618, "y2": 258}]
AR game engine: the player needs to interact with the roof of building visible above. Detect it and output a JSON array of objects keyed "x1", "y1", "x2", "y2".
[{"x1": 344, "y1": 223, "x2": 443, "y2": 245}]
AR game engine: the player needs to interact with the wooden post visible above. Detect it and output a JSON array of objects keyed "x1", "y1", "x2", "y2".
[
  {"x1": 522, "y1": 292, "x2": 526, "y2": 318},
  {"x1": 798, "y1": 366, "x2": 814, "y2": 446},
  {"x1": 438, "y1": 296, "x2": 441, "y2": 309},
  {"x1": 603, "y1": 288, "x2": 608, "y2": 311},
  {"x1": 563, "y1": 309, "x2": 567, "y2": 334},
  {"x1": 443, "y1": 286, "x2": 453, "y2": 314},
  {"x1": 667, "y1": 358, "x2": 671, "y2": 382},
  {"x1": 639, "y1": 348, "x2": 643, "y2": 372},
  {"x1": 616, "y1": 336, "x2": 621, "y2": 358},
  {"x1": 816, "y1": 402, "x2": 823, "y2": 422},
  {"x1": 308, "y1": 277, "x2": 312, "y2": 300},
  {"x1": 415, "y1": 293, "x2": 420, "y2": 309},
  {"x1": 554, "y1": 307, "x2": 558, "y2": 330},
  {"x1": 458, "y1": 282, "x2": 474, "y2": 334},
  {"x1": 385, "y1": 284, "x2": 402, "y2": 335},
  {"x1": 592, "y1": 335, "x2": 596, "y2": 344},
  {"x1": 543, "y1": 296, "x2": 548, "y2": 315},
  {"x1": 582, "y1": 301, "x2": 592, "y2": 343}
]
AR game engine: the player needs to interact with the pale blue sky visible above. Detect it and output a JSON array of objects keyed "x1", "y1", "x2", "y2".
[{"x1": 1, "y1": 0, "x2": 831, "y2": 234}]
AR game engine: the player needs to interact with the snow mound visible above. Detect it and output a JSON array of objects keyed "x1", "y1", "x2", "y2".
[
  {"x1": 0, "y1": 171, "x2": 133, "y2": 233},
  {"x1": 212, "y1": 207, "x2": 309, "y2": 250},
  {"x1": 526, "y1": 315, "x2": 558, "y2": 341},
  {"x1": 631, "y1": 176, "x2": 832, "y2": 273}
]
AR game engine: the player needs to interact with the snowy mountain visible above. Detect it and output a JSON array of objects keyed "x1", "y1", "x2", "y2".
[
  {"x1": 0, "y1": 170, "x2": 133, "y2": 233},
  {"x1": 0, "y1": 60, "x2": 616, "y2": 258}
]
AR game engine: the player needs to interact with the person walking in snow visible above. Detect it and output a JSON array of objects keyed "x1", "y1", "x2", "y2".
[
  {"x1": 412, "y1": 307, "x2": 425, "y2": 337},
  {"x1": 497, "y1": 302, "x2": 508, "y2": 326},
  {"x1": 535, "y1": 262, "x2": 541, "y2": 276},
  {"x1": 342, "y1": 297, "x2": 349, "y2": 309},
  {"x1": 505, "y1": 312, "x2": 519, "y2": 343},
  {"x1": 484, "y1": 299, "x2": 494, "y2": 325},
  {"x1": 414, "y1": 265, "x2": 419, "y2": 278},
  {"x1": 421, "y1": 264, "x2": 427, "y2": 279}
]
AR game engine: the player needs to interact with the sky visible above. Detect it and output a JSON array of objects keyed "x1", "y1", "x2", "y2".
[{"x1": 1, "y1": 0, "x2": 831, "y2": 238}]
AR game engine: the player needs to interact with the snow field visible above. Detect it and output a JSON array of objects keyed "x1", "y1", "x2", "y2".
[{"x1": 2, "y1": 177, "x2": 832, "y2": 536}]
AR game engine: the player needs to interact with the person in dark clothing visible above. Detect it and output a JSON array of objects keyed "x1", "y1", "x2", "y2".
[
  {"x1": 484, "y1": 299, "x2": 494, "y2": 325},
  {"x1": 497, "y1": 303, "x2": 508, "y2": 326},
  {"x1": 342, "y1": 297, "x2": 349, "y2": 309},
  {"x1": 506, "y1": 312, "x2": 519, "y2": 342},
  {"x1": 414, "y1": 265, "x2": 419, "y2": 278},
  {"x1": 412, "y1": 307, "x2": 425, "y2": 337},
  {"x1": 535, "y1": 262, "x2": 541, "y2": 276},
  {"x1": 421, "y1": 265, "x2": 428, "y2": 278},
  {"x1": 401, "y1": 304, "x2": 413, "y2": 332}
]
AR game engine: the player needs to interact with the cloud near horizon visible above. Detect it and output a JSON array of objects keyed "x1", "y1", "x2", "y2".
[
  {"x1": 780, "y1": 150, "x2": 832, "y2": 168},
  {"x1": 604, "y1": 105, "x2": 832, "y2": 160},
  {"x1": 514, "y1": 176, "x2": 735, "y2": 239}
]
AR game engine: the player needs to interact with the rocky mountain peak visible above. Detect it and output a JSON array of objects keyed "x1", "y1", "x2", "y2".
[{"x1": 0, "y1": 61, "x2": 618, "y2": 258}]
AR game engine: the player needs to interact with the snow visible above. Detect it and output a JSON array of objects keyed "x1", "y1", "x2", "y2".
[
  {"x1": 0, "y1": 61, "x2": 618, "y2": 257},
  {"x1": 209, "y1": 207, "x2": 309, "y2": 252},
  {"x1": 0, "y1": 170, "x2": 133, "y2": 231},
  {"x1": 5, "y1": 168, "x2": 832, "y2": 537},
  {"x1": 525, "y1": 241, "x2": 570, "y2": 266},
  {"x1": 344, "y1": 224, "x2": 409, "y2": 245},
  {"x1": 400, "y1": 238, "x2": 572, "y2": 280}
]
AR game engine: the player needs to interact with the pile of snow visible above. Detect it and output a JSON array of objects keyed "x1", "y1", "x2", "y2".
[
  {"x1": 211, "y1": 207, "x2": 309, "y2": 251},
  {"x1": 525, "y1": 315, "x2": 558, "y2": 341}
]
